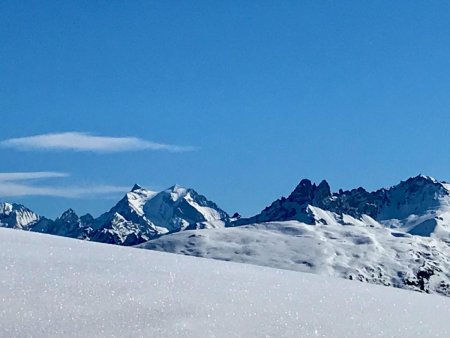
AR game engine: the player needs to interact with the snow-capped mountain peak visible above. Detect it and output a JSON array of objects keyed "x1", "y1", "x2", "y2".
[
  {"x1": 105, "y1": 185, "x2": 157, "y2": 219},
  {"x1": 0, "y1": 202, "x2": 40, "y2": 230},
  {"x1": 87, "y1": 184, "x2": 230, "y2": 245},
  {"x1": 377, "y1": 174, "x2": 450, "y2": 220},
  {"x1": 236, "y1": 175, "x2": 450, "y2": 240},
  {"x1": 166, "y1": 184, "x2": 189, "y2": 202},
  {"x1": 411, "y1": 174, "x2": 439, "y2": 184},
  {"x1": 131, "y1": 183, "x2": 143, "y2": 192},
  {"x1": 142, "y1": 185, "x2": 230, "y2": 233}
]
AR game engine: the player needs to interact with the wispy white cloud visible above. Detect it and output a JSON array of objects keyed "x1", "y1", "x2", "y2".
[
  {"x1": 1, "y1": 132, "x2": 197, "y2": 153},
  {"x1": 0, "y1": 182, "x2": 129, "y2": 198},
  {"x1": 0, "y1": 172, "x2": 129, "y2": 198},
  {"x1": 0, "y1": 171, "x2": 69, "y2": 181}
]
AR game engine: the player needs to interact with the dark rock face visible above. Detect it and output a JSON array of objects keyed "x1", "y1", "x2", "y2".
[
  {"x1": 33, "y1": 209, "x2": 93, "y2": 239},
  {"x1": 231, "y1": 212, "x2": 241, "y2": 219},
  {"x1": 235, "y1": 175, "x2": 449, "y2": 227},
  {"x1": 288, "y1": 179, "x2": 318, "y2": 204},
  {"x1": 287, "y1": 179, "x2": 332, "y2": 205}
]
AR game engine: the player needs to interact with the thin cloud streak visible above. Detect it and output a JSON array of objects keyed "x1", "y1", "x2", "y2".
[
  {"x1": 0, "y1": 182, "x2": 129, "y2": 198},
  {"x1": 1, "y1": 132, "x2": 197, "y2": 153},
  {"x1": 0, "y1": 171, "x2": 69, "y2": 181},
  {"x1": 0, "y1": 172, "x2": 129, "y2": 198}
]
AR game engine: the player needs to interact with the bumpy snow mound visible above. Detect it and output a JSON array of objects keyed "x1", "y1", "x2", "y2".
[
  {"x1": 140, "y1": 217, "x2": 450, "y2": 296},
  {"x1": 1, "y1": 227, "x2": 450, "y2": 337}
]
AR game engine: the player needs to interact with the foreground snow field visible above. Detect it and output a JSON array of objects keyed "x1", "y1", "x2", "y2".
[{"x1": 1, "y1": 228, "x2": 450, "y2": 337}]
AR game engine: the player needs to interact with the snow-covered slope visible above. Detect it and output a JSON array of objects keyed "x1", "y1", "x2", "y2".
[
  {"x1": 140, "y1": 219, "x2": 450, "y2": 296},
  {"x1": 1, "y1": 227, "x2": 450, "y2": 338}
]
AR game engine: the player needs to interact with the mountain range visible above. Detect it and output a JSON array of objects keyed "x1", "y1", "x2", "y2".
[
  {"x1": 236, "y1": 174, "x2": 450, "y2": 240},
  {"x1": 0, "y1": 184, "x2": 230, "y2": 245},
  {"x1": 3, "y1": 174, "x2": 450, "y2": 296}
]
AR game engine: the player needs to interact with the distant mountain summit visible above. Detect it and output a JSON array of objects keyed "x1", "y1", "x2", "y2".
[
  {"x1": 0, "y1": 184, "x2": 230, "y2": 245},
  {"x1": 3, "y1": 174, "x2": 450, "y2": 244},
  {"x1": 90, "y1": 184, "x2": 230, "y2": 245},
  {"x1": 90, "y1": 184, "x2": 159, "y2": 245},
  {"x1": 235, "y1": 175, "x2": 450, "y2": 240},
  {"x1": 143, "y1": 185, "x2": 230, "y2": 232},
  {"x1": 0, "y1": 202, "x2": 40, "y2": 230},
  {"x1": 33, "y1": 208, "x2": 93, "y2": 239}
]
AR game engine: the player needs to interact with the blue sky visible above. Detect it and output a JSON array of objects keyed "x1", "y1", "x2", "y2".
[{"x1": 2, "y1": 1, "x2": 450, "y2": 218}]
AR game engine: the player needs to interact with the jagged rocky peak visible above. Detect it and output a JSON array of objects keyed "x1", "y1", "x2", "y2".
[
  {"x1": 408, "y1": 174, "x2": 438, "y2": 183},
  {"x1": 0, "y1": 202, "x2": 31, "y2": 215},
  {"x1": 236, "y1": 174, "x2": 450, "y2": 234},
  {"x1": 316, "y1": 180, "x2": 332, "y2": 201},
  {"x1": 288, "y1": 179, "x2": 314, "y2": 202},
  {"x1": 58, "y1": 208, "x2": 79, "y2": 223},
  {"x1": 395, "y1": 174, "x2": 447, "y2": 198},
  {"x1": 0, "y1": 202, "x2": 40, "y2": 230},
  {"x1": 374, "y1": 174, "x2": 450, "y2": 222},
  {"x1": 112, "y1": 184, "x2": 157, "y2": 218},
  {"x1": 397, "y1": 174, "x2": 448, "y2": 196},
  {"x1": 231, "y1": 212, "x2": 241, "y2": 220},
  {"x1": 56, "y1": 208, "x2": 93, "y2": 228},
  {"x1": 396, "y1": 174, "x2": 444, "y2": 190},
  {"x1": 285, "y1": 175, "x2": 450, "y2": 219},
  {"x1": 126, "y1": 183, "x2": 156, "y2": 201},
  {"x1": 131, "y1": 183, "x2": 143, "y2": 192},
  {"x1": 232, "y1": 178, "x2": 331, "y2": 226},
  {"x1": 288, "y1": 179, "x2": 331, "y2": 205}
]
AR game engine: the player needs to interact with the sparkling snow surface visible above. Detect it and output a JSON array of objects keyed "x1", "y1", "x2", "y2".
[{"x1": 1, "y1": 228, "x2": 450, "y2": 337}]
